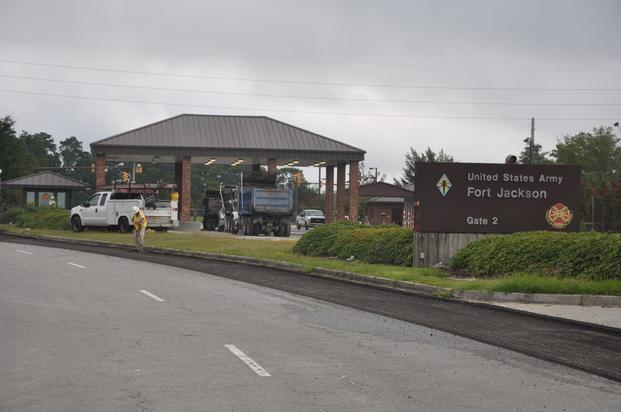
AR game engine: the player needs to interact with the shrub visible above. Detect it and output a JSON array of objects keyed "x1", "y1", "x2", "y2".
[
  {"x1": 294, "y1": 221, "x2": 414, "y2": 266},
  {"x1": 0, "y1": 207, "x2": 71, "y2": 230},
  {"x1": 329, "y1": 226, "x2": 413, "y2": 266},
  {"x1": 293, "y1": 221, "x2": 361, "y2": 256},
  {"x1": 450, "y1": 231, "x2": 621, "y2": 280}
]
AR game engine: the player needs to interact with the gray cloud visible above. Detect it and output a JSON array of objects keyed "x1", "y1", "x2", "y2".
[{"x1": 1, "y1": 0, "x2": 619, "y2": 180}]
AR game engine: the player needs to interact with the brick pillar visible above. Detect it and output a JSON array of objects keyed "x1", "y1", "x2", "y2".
[
  {"x1": 325, "y1": 166, "x2": 334, "y2": 223},
  {"x1": 336, "y1": 162, "x2": 346, "y2": 221},
  {"x1": 267, "y1": 158, "x2": 277, "y2": 174},
  {"x1": 95, "y1": 153, "x2": 106, "y2": 190},
  {"x1": 349, "y1": 160, "x2": 359, "y2": 223},
  {"x1": 175, "y1": 156, "x2": 192, "y2": 222}
]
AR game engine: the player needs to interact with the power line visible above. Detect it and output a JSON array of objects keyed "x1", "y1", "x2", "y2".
[
  {"x1": 1, "y1": 58, "x2": 619, "y2": 92},
  {"x1": 1, "y1": 73, "x2": 620, "y2": 106},
  {"x1": 2, "y1": 37, "x2": 621, "y2": 72},
  {"x1": 0, "y1": 88, "x2": 617, "y2": 121}
]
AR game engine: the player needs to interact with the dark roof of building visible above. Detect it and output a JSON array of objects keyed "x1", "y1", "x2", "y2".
[
  {"x1": 367, "y1": 196, "x2": 405, "y2": 203},
  {"x1": 2, "y1": 171, "x2": 89, "y2": 189},
  {"x1": 91, "y1": 114, "x2": 365, "y2": 165},
  {"x1": 355, "y1": 182, "x2": 415, "y2": 198}
]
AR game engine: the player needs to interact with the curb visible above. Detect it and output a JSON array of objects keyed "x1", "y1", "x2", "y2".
[{"x1": 2, "y1": 229, "x2": 621, "y2": 308}]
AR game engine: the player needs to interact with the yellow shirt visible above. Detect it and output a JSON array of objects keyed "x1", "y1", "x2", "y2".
[{"x1": 133, "y1": 210, "x2": 147, "y2": 230}]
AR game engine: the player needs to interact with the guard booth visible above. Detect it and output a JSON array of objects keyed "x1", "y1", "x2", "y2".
[
  {"x1": 90, "y1": 114, "x2": 366, "y2": 224},
  {"x1": 2, "y1": 171, "x2": 89, "y2": 209}
]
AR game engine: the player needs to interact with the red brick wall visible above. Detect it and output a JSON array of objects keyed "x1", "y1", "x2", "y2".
[
  {"x1": 176, "y1": 156, "x2": 192, "y2": 222},
  {"x1": 267, "y1": 158, "x2": 277, "y2": 174},
  {"x1": 367, "y1": 203, "x2": 404, "y2": 226},
  {"x1": 95, "y1": 154, "x2": 106, "y2": 189},
  {"x1": 325, "y1": 166, "x2": 334, "y2": 223},
  {"x1": 336, "y1": 163, "x2": 346, "y2": 220},
  {"x1": 348, "y1": 160, "x2": 359, "y2": 222}
]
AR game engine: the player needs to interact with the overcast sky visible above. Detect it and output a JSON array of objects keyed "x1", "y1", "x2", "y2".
[{"x1": 1, "y1": 0, "x2": 620, "y2": 181}]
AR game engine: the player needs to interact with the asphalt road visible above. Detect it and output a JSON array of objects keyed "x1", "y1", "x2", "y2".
[{"x1": 1, "y1": 241, "x2": 620, "y2": 411}]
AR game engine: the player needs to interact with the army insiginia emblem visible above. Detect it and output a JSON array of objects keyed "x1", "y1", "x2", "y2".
[
  {"x1": 546, "y1": 202, "x2": 573, "y2": 229},
  {"x1": 436, "y1": 174, "x2": 452, "y2": 197}
]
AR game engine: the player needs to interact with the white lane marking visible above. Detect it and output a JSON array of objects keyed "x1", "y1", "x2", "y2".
[
  {"x1": 138, "y1": 290, "x2": 166, "y2": 302},
  {"x1": 225, "y1": 344, "x2": 271, "y2": 377},
  {"x1": 16, "y1": 250, "x2": 33, "y2": 255},
  {"x1": 68, "y1": 262, "x2": 86, "y2": 269}
]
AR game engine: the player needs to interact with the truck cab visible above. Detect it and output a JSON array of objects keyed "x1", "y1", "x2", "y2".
[
  {"x1": 296, "y1": 209, "x2": 326, "y2": 230},
  {"x1": 71, "y1": 191, "x2": 178, "y2": 233}
]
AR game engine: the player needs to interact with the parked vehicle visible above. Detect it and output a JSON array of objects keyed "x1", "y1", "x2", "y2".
[
  {"x1": 296, "y1": 209, "x2": 326, "y2": 230},
  {"x1": 239, "y1": 187, "x2": 293, "y2": 237},
  {"x1": 70, "y1": 191, "x2": 178, "y2": 232},
  {"x1": 202, "y1": 190, "x2": 221, "y2": 231}
]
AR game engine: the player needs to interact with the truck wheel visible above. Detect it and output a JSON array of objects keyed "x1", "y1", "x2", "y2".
[
  {"x1": 71, "y1": 216, "x2": 83, "y2": 232},
  {"x1": 243, "y1": 218, "x2": 251, "y2": 236},
  {"x1": 118, "y1": 217, "x2": 131, "y2": 233},
  {"x1": 284, "y1": 223, "x2": 291, "y2": 237}
]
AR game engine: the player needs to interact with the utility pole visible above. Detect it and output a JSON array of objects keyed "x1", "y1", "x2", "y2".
[{"x1": 530, "y1": 117, "x2": 535, "y2": 164}]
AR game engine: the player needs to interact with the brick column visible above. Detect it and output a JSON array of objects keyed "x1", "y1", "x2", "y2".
[
  {"x1": 267, "y1": 158, "x2": 277, "y2": 174},
  {"x1": 325, "y1": 166, "x2": 334, "y2": 223},
  {"x1": 349, "y1": 160, "x2": 359, "y2": 223},
  {"x1": 175, "y1": 156, "x2": 192, "y2": 222},
  {"x1": 95, "y1": 153, "x2": 106, "y2": 190},
  {"x1": 336, "y1": 162, "x2": 346, "y2": 221}
]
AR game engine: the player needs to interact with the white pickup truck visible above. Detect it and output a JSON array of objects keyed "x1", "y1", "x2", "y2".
[{"x1": 70, "y1": 191, "x2": 178, "y2": 233}]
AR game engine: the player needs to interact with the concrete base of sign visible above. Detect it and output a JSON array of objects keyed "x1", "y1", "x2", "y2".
[{"x1": 414, "y1": 232, "x2": 493, "y2": 267}]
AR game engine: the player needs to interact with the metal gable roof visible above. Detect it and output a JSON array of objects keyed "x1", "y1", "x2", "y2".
[
  {"x1": 2, "y1": 171, "x2": 89, "y2": 189},
  {"x1": 91, "y1": 114, "x2": 365, "y2": 154}
]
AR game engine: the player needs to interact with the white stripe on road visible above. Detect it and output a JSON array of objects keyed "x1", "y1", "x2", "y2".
[
  {"x1": 16, "y1": 250, "x2": 33, "y2": 255},
  {"x1": 138, "y1": 290, "x2": 166, "y2": 302},
  {"x1": 225, "y1": 344, "x2": 271, "y2": 377},
  {"x1": 68, "y1": 262, "x2": 86, "y2": 269}
]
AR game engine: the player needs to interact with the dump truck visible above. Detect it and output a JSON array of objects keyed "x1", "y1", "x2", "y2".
[{"x1": 238, "y1": 187, "x2": 293, "y2": 237}]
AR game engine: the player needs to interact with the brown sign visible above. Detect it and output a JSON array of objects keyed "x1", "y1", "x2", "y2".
[{"x1": 414, "y1": 162, "x2": 581, "y2": 233}]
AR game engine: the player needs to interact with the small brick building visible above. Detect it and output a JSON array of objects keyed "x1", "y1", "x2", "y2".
[
  {"x1": 356, "y1": 182, "x2": 415, "y2": 227},
  {"x1": 2, "y1": 171, "x2": 89, "y2": 209}
]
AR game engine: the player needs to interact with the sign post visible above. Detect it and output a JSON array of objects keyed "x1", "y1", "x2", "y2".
[{"x1": 413, "y1": 162, "x2": 580, "y2": 266}]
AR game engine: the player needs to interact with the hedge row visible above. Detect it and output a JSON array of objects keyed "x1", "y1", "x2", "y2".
[
  {"x1": 0, "y1": 207, "x2": 71, "y2": 230},
  {"x1": 450, "y1": 231, "x2": 621, "y2": 280},
  {"x1": 293, "y1": 222, "x2": 413, "y2": 266}
]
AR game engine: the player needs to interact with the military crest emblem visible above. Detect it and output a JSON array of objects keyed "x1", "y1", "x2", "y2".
[
  {"x1": 546, "y1": 202, "x2": 573, "y2": 229},
  {"x1": 436, "y1": 174, "x2": 452, "y2": 197}
]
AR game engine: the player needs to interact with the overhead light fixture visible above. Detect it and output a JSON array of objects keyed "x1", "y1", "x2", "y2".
[
  {"x1": 237, "y1": 159, "x2": 245, "y2": 163},
  {"x1": 319, "y1": 161, "x2": 326, "y2": 165},
  {"x1": 312, "y1": 163, "x2": 320, "y2": 167},
  {"x1": 287, "y1": 163, "x2": 294, "y2": 167},
  {"x1": 292, "y1": 160, "x2": 300, "y2": 165}
]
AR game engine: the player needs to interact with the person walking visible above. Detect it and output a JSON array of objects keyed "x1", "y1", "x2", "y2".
[{"x1": 131, "y1": 206, "x2": 148, "y2": 253}]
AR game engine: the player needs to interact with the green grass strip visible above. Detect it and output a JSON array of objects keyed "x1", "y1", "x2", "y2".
[{"x1": 1, "y1": 225, "x2": 620, "y2": 296}]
